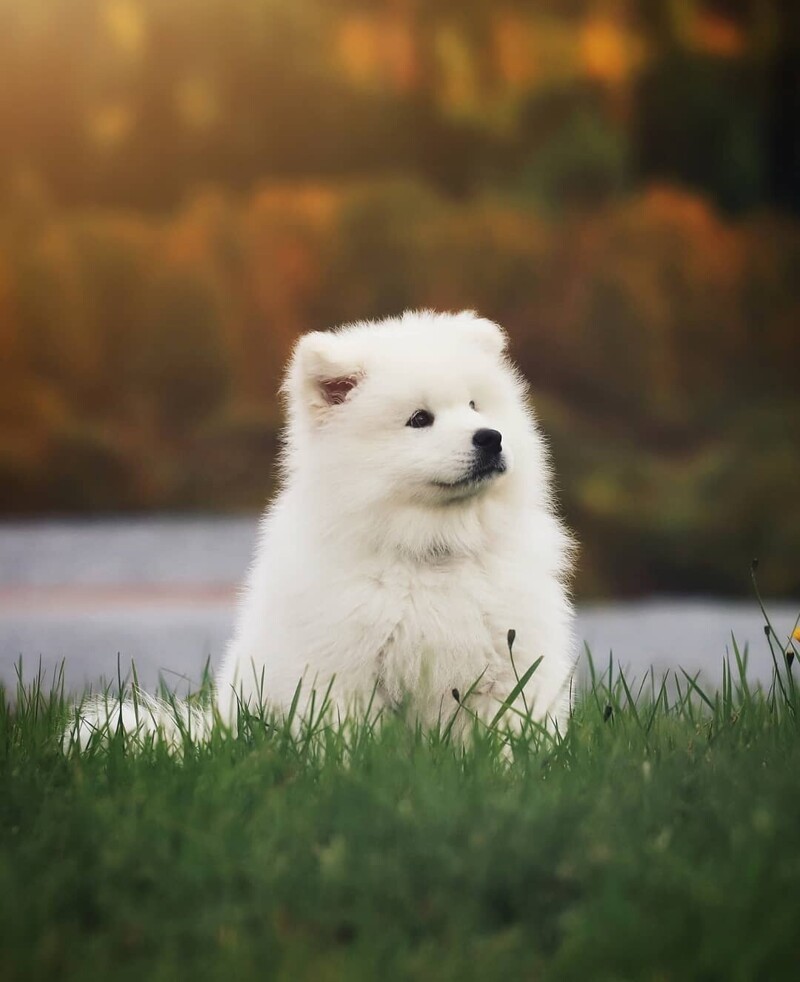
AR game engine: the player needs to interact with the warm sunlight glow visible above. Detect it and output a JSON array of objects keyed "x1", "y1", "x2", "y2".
[{"x1": 102, "y1": 0, "x2": 146, "y2": 57}]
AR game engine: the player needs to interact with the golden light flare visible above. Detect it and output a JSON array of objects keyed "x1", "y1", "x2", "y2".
[
  {"x1": 336, "y1": 14, "x2": 417, "y2": 93},
  {"x1": 580, "y1": 18, "x2": 639, "y2": 86},
  {"x1": 336, "y1": 16, "x2": 382, "y2": 86},
  {"x1": 102, "y1": 0, "x2": 146, "y2": 56}
]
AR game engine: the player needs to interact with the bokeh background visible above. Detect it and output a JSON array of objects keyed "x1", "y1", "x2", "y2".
[{"x1": 1, "y1": 0, "x2": 798, "y2": 599}]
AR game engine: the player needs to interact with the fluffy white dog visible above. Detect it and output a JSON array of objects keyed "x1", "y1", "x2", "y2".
[
  {"x1": 216, "y1": 309, "x2": 574, "y2": 734},
  {"x1": 71, "y1": 310, "x2": 574, "y2": 746}
]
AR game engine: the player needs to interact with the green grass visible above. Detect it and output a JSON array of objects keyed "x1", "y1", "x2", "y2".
[{"x1": 2, "y1": 619, "x2": 800, "y2": 981}]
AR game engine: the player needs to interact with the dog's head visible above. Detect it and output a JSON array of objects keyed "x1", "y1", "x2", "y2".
[{"x1": 283, "y1": 311, "x2": 549, "y2": 551}]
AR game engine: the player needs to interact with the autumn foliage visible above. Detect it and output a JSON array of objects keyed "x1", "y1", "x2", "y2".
[
  {"x1": 1, "y1": 0, "x2": 798, "y2": 594},
  {"x1": 1, "y1": 179, "x2": 797, "y2": 595}
]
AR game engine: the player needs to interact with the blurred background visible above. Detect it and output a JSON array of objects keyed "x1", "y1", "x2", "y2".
[{"x1": 1, "y1": 0, "x2": 798, "y2": 691}]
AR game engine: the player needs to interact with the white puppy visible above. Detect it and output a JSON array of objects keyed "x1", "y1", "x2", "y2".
[
  {"x1": 217, "y1": 310, "x2": 574, "y2": 736},
  {"x1": 69, "y1": 311, "x2": 574, "y2": 747}
]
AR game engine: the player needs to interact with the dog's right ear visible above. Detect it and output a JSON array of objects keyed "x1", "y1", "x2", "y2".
[
  {"x1": 451, "y1": 312, "x2": 508, "y2": 358},
  {"x1": 287, "y1": 331, "x2": 364, "y2": 418}
]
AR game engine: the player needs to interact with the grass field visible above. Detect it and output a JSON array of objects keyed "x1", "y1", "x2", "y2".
[{"x1": 2, "y1": 614, "x2": 799, "y2": 981}]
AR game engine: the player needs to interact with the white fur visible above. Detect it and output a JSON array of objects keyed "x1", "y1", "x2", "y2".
[
  {"x1": 217, "y1": 310, "x2": 575, "y2": 736},
  {"x1": 68, "y1": 310, "x2": 575, "y2": 748}
]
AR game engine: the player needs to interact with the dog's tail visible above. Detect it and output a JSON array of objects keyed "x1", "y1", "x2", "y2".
[{"x1": 63, "y1": 690, "x2": 213, "y2": 752}]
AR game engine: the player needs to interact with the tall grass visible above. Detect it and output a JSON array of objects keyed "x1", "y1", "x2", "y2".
[{"x1": 1, "y1": 602, "x2": 799, "y2": 980}]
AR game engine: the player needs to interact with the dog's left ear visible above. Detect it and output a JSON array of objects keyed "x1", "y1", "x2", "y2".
[
  {"x1": 287, "y1": 331, "x2": 364, "y2": 417},
  {"x1": 453, "y1": 312, "x2": 508, "y2": 357},
  {"x1": 317, "y1": 375, "x2": 359, "y2": 406}
]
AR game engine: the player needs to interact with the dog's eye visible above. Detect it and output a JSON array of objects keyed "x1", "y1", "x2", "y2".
[
  {"x1": 469, "y1": 400, "x2": 476, "y2": 410},
  {"x1": 407, "y1": 409, "x2": 434, "y2": 429}
]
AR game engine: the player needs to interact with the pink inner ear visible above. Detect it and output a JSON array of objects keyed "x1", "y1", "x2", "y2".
[{"x1": 319, "y1": 376, "x2": 358, "y2": 406}]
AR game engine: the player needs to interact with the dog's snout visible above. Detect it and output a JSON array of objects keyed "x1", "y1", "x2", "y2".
[{"x1": 472, "y1": 428, "x2": 502, "y2": 455}]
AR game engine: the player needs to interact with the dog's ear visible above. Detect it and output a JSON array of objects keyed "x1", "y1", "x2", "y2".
[
  {"x1": 317, "y1": 375, "x2": 359, "y2": 406},
  {"x1": 287, "y1": 331, "x2": 364, "y2": 417},
  {"x1": 452, "y1": 312, "x2": 508, "y2": 357}
]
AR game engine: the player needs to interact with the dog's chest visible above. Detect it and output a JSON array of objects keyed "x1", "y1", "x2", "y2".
[{"x1": 366, "y1": 560, "x2": 503, "y2": 701}]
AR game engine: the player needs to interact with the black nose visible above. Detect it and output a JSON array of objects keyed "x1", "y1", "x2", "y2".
[{"x1": 472, "y1": 428, "x2": 502, "y2": 455}]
